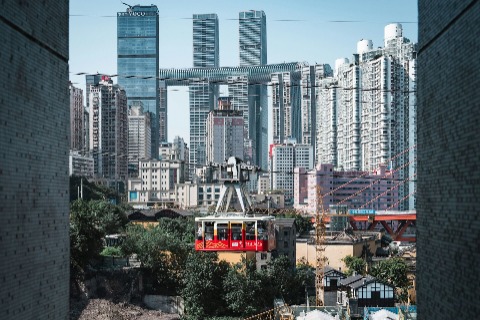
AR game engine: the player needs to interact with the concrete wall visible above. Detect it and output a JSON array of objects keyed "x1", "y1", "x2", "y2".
[
  {"x1": 0, "y1": 1, "x2": 70, "y2": 319},
  {"x1": 417, "y1": 1, "x2": 480, "y2": 318},
  {"x1": 143, "y1": 295, "x2": 184, "y2": 315}
]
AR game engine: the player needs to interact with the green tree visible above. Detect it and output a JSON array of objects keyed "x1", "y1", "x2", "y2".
[
  {"x1": 342, "y1": 255, "x2": 367, "y2": 276},
  {"x1": 223, "y1": 257, "x2": 267, "y2": 317},
  {"x1": 181, "y1": 251, "x2": 230, "y2": 319},
  {"x1": 70, "y1": 199, "x2": 129, "y2": 272},
  {"x1": 262, "y1": 255, "x2": 300, "y2": 304},
  {"x1": 276, "y1": 212, "x2": 313, "y2": 236},
  {"x1": 370, "y1": 257, "x2": 410, "y2": 302},
  {"x1": 295, "y1": 260, "x2": 315, "y2": 304}
]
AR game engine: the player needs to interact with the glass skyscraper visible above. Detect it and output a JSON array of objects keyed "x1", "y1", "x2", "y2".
[
  {"x1": 239, "y1": 10, "x2": 268, "y2": 169},
  {"x1": 117, "y1": 5, "x2": 160, "y2": 158},
  {"x1": 189, "y1": 14, "x2": 219, "y2": 174},
  {"x1": 239, "y1": 10, "x2": 267, "y2": 67}
]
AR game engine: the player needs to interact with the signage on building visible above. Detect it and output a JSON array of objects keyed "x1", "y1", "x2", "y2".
[{"x1": 348, "y1": 209, "x2": 376, "y2": 215}]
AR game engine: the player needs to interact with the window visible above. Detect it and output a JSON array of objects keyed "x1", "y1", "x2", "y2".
[
  {"x1": 284, "y1": 241, "x2": 288, "y2": 248},
  {"x1": 260, "y1": 253, "x2": 267, "y2": 260}
]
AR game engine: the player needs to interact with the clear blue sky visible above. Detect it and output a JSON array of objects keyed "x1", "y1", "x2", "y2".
[{"x1": 69, "y1": 0, "x2": 418, "y2": 145}]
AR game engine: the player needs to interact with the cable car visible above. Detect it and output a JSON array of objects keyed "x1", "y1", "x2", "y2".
[{"x1": 195, "y1": 215, "x2": 276, "y2": 252}]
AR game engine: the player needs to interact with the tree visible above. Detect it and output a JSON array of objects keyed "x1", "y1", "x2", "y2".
[
  {"x1": 370, "y1": 257, "x2": 410, "y2": 302},
  {"x1": 181, "y1": 251, "x2": 229, "y2": 319},
  {"x1": 223, "y1": 257, "x2": 267, "y2": 317},
  {"x1": 70, "y1": 199, "x2": 129, "y2": 272},
  {"x1": 276, "y1": 212, "x2": 313, "y2": 236},
  {"x1": 342, "y1": 255, "x2": 367, "y2": 276}
]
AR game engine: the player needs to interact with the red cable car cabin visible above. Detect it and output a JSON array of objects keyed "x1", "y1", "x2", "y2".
[{"x1": 195, "y1": 215, "x2": 276, "y2": 252}]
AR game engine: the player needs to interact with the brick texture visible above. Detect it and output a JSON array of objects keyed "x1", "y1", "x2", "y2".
[
  {"x1": 417, "y1": 0, "x2": 480, "y2": 318},
  {"x1": 0, "y1": 2, "x2": 69, "y2": 319}
]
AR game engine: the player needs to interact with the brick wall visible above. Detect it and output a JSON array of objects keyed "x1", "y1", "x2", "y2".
[
  {"x1": 417, "y1": 0, "x2": 480, "y2": 318},
  {"x1": 0, "y1": 1, "x2": 69, "y2": 319}
]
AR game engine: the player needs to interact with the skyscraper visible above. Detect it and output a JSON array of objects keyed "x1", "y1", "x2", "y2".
[
  {"x1": 193, "y1": 13, "x2": 219, "y2": 68},
  {"x1": 117, "y1": 5, "x2": 160, "y2": 158},
  {"x1": 128, "y1": 101, "x2": 151, "y2": 175},
  {"x1": 239, "y1": 10, "x2": 267, "y2": 67},
  {"x1": 239, "y1": 10, "x2": 268, "y2": 169},
  {"x1": 189, "y1": 14, "x2": 220, "y2": 175},
  {"x1": 70, "y1": 82, "x2": 84, "y2": 151},
  {"x1": 89, "y1": 77, "x2": 128, "y2": 185}
]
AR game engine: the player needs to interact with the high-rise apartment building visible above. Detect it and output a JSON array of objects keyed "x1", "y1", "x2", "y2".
[
  {"x1": 117, "y1": 5, "x2": 160, "y2": 158},
  {"x1": 272, "y1": 72, "x2": 302, "y2": 144},
  {"x1": 206, "y1": 98, "x2": 244, "y2": 164},
  {"x1": 300, "y1": 64, "x2": 333, "y2": 158},
  {"x1": 70, "y1": 82, "x2": 84, "y2": 151},
  {"x1": 270, "y1": 141, "x2": 314, "y2": 202},
  {"x1": 128, "y1": 101, "x2": 151, "y2": 175},
  {"x1": 0, "y1": 1, "x2": 70, "y2": 318},
  {"x1": 89, "y1": 77, "x2": 128, "y2": 184},
  {"x1": 316, "y1": 24, "x2": 416, "y2": 210}
]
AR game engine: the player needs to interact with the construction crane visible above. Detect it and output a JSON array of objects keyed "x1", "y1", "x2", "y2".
[{"x1": 315, "y1": 185, "x2": 326, "y2": 306}]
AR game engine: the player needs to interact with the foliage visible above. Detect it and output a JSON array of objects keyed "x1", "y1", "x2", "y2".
[
  {"x1": 223, "y1": 257, "x2": 267, "y2": 317},
  {"x1": 181, "y1": 251, "x2": 230, "y2": 319},
  {"x1": 370, "y1": 257, "x2": 410, "y2": 302},
  {"x1": 295, "y1": 260, "x2": 315, "y2": 295},
  {"x1": 262, "y1": 255, "x2": 302, "y2": 305},
  {"x1": 70, "y1": 176, "x2": 119, "y2": 202},
  {"x1": 342, "y1": 255, "x2": 367, "y2": 276},
  {"x1": 70, "y1": 199, "x2": 129, "y2": 272},
  {"x1": 276, "y1": 212, "x2": 313, "y2": 236},
  {"x1": 101, "y1": 246, "x2": 122, "y2": 257}
]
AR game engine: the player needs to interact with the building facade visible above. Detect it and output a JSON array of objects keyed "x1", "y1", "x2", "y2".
[
  {"x1": 128, "y1": 102, "x2": 151, "y2": 175},
  {"x1": 300, "y1": 163, "x2": 399, "y2": 214},
  {"x1": 69, "y1": 150, "x2": 94, "y2": 178},
  {"x1": 70, "y1": 83, "x2": 84, "y2": 151},
  {"x1": 417, "y1": 1, "x2": 480, "y2": 319},
  {"x1": 117, "y1": 5, "x2": 160, "y2": 158},
  {"x1": 128, "y1": 158, "x2": 186, "y2": 205},
  {"x1": 206, "y1": 99, "x2": 244, "y2": 164},
  {"x1": 316, "y1": 24, "x2": 416, "y2": 210},
  {"x1": 89, "y1": 77, "x2": 128, "y2": 184},
  {"x1": 270, "y1": 142, "x2": 314, "y2": 202},
  {"x1": 0, "y1": 1, "x2": 70, "y2": 318}
]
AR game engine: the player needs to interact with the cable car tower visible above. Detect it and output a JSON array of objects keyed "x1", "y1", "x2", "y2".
[{"x1": 195, "y1": 157, "x2": 276, "y2": 252}]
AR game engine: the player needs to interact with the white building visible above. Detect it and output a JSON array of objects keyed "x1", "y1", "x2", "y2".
[
  {"x1": 128, "y1": 102, "x2": 151, "y2": 175},
  {"x1": 69, "y1": 150, "x2": 94, "y2": 178},
  {"x1": 128, "y1": 158, "x2": 186, "y2": 205},
  {"x1": 89, "y1": 76, "x2": 128, "y2": 184},
  {"x1": 315, "y1": 24, "x2": 416, "y2": 210},
  {"x1": 270, "y1": 141, "x2": 314, "y2": 202}
]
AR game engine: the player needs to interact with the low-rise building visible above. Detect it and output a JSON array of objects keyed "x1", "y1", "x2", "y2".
[{"x1": 69, "y1": 150, "x2": 94, "y2": 178}]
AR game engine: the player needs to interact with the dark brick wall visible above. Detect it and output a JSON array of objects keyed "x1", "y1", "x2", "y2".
[
  {"x1": 417, "y1": 0, "x2": 480, "y2": 318},
  {"x1": 0, "y1": 1, "x2": 69, "y2": 319}
]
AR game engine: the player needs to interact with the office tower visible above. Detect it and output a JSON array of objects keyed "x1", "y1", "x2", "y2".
[
  {"x1": 193, "y1": 13, "x2": 219, "y2": 68},
  {"x1": 117, "y1": 5, "x2": 160, "y2": 158},
  {"x1": 83, "y1": 107, "x2": 90, "y2": 154},
  {"x1": 239, "y1": 10, "x2": 267, "y2": 67},
  {"x1": 89, "y1": 77, "x2": 128, "y2": 184},
  {"x1": 159, "y1": 80, "x2": 168, "y2": 143},
  {"x1": 239, "y1": 10, "x2": 268, "y2": 170},
  {"x1": 85, "y1": 74, "x2": 104, "y2": 110},
  {"x1": 128, "y1": 101, "x2": 152, "y2": 175},
  {"x1": 188, "y1": 14, "x2": 220, "y2": 176},
  {"x1": 270, "y1": 141, "x2": 313, "y2": 202},
  {"x1": 0, "y1": 1, "x2": 69, "y2": 318},
  {"x1": 70, "y1": 82, "x2": 84, "y2": 151},
  {"x1": 300, "y1": 64, "x2": 333, "y2": 158},
  {"x1": 417, "y1": 1, "x2": 480, "y2": 319},
  {"x1": 206, "y1": 98, "x2": 244, "y2": 164}
]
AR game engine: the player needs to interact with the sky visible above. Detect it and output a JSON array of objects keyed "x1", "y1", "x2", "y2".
[{"x1": 69, "y1": 0, "x2": 418, "y2": 146}]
